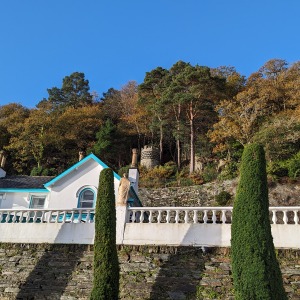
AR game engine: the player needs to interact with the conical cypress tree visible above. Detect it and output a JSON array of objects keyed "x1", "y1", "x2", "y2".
[
  {"x1": 90, "y1": 168, "x2": 119, "y2": 300},
  {"x1": 231, "y1": 144, "x2": 286, "y2": 300}
]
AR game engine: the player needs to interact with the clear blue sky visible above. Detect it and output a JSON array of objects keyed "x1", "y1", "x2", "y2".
[{"x1": 1, "y1": 0, "x2": 299, "y2": 108}]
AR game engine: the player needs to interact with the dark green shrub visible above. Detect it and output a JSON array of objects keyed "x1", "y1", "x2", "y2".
[
  {"x1": 30, "y1": 167, "x2": 56, "y2": 176},
  {"x1": 30, "y1": 166, "x2": 43, "y2": 176},
  {"x1": 266, "y1": 161, "x2": 288, "y2": 178},
  {"x1": 218, "y1": 161, "x2": 239, "y2": 180},
  {"x1": 215, "y1": 191, "x2": 232, "y2": 206},
  {"x1": 202, "y1": 164, "x2": 218, "y2": 183},
  {"x1": 90, "y1": 168, "x2": 119, "y2": 300},
  {"x1": 287, "y1": 152, "x2": 300, "y2": 178},
  {"x1": 178, "y1": 177, "x2": 194, "y2": 186},
  {"x1": 118, "y1": 165, "x2": 130, "y2": 177},
  {"x1": 231, "y1": 144, "x2": 286, "y2": 300}
]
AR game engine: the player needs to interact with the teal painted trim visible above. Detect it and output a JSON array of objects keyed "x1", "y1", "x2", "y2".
[
  {"x1": 44, "y1": 153, "x2": 121, "y2": 188},
  {"x1": 0, "y1": 189, "x2": 49, "y2": 193}
]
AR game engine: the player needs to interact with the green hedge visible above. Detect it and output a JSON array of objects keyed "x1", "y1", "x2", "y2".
[{"x1": 231, "y1": 144, "x2": 286, "y2": 300}]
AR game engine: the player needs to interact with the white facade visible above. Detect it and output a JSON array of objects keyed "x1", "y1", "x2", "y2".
[{"x1": 0, "y1": 154, "x2": 121, "y2": 210}]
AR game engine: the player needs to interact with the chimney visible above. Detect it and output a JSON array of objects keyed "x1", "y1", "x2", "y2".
[
  {"x1": 128, "y1": 148, "x2": 139, "y2": 194},
  {"x1": 79, "y1": 151, "x2": 85, "y2": 161},
  {"x1": 131, "y1": 148, "x2": 138, "y2": 168}
]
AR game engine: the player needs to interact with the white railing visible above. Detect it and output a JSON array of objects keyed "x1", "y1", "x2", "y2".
[
  {"x1": 0, "y1": 208, "x2": 95, "y2": 224},
  {"x1": 128, "y1": 207, "x2": 300, "y2": 225}
]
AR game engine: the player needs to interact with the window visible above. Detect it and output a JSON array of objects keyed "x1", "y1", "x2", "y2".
[
  {"x1": 29, "y1": 195, "x2": 46, "y2": 218},
  {"x1": 78, "y1": 189, "x2": 95, "y2": 208},
  {"x1": 30, "y1": 196, "x2": 46, "y2": 209}
]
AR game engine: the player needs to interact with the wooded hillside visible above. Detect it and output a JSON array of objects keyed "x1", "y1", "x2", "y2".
[{"x1": 0, "y1": 59, "x2": 299, "y2": 185}]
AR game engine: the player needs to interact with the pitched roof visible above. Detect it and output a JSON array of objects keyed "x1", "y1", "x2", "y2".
[
  {"x1": 44, "y1": 153, "x2": 121, "y2": 188},
  {"x1": 0, "y1": 176, "x2": 54, "y2": 190}
]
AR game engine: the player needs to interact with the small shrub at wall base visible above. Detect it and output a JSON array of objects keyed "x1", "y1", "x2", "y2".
[
  {"x1": 215, "y1": 191, "x2": 232, "y2": 206},
  {"x1": 231, "y1": 144, "x2": 287, "y2": 300},
  {"x1": 90, "y1": 168, "x2": 119, "y2": 300}
]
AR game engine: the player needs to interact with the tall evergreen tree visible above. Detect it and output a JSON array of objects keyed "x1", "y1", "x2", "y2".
[
  {"x1": 231, "y1": 144, "x2": 286, "y2": 300},
  {"x1": 90, "y1": 168, "x2": 119, "y2": 300}
]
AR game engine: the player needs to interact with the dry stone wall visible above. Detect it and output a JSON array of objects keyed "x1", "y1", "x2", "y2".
[
  {"x1": 138, "y1": 179, "x2": 300, "y2": 207},
  {"x1": 0, "y1": 244, "x2": 299, "y2": 300}
]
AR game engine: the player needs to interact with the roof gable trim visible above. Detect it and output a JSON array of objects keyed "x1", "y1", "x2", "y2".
[{"x1": 44, "y1": 153, "x2": 121, "y2": 188}]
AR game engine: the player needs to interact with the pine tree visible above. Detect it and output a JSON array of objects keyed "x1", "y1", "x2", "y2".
[
  {"x1": 231, "y1": 144, "x2": 286, "y2": 300},
  {"x1": 90, "y1": 168, "x2": 119, "y2": 300}
]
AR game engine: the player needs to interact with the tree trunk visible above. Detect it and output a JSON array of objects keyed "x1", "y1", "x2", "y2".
[
  {"x1": 189, "y1": 116, "x2": 195, "y2": 174},
  {"x1": 177, "y1": 138, "x2": 181, "y2": 169},
  {"x1": 159, "y1": 123, "x2": 163, "y2": 163}
]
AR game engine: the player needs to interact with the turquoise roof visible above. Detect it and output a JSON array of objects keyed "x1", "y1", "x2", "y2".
[{"x1": 44, "y1": 153, "x2": 121, "y2": 188}]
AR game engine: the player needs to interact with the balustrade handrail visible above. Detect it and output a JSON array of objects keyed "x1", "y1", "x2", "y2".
[
  {"x1": 127, "y1": 206, "x2": 300, "y2": 225},
  {"x1": 128, "y1": 206, "x2": 300, "y2": 210},
  {"x1": 0, "y1": 208, "x2": 95, "y2": 224}
]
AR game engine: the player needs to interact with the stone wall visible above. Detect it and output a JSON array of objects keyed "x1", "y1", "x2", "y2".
[
  {"x1": 138, "y1": 179, "x2": 300, "y2": 207},
  {"x1": 0, "y1": 244, "x2": 299, "y2": 299}
]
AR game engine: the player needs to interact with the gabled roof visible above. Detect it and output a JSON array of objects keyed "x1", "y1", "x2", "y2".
[
  {"x1": 0, "y1": 176, "x2": 53, "y2": 192},
  {"x1": 44, "y1": 153, "x2": 121, "y2": 188}
]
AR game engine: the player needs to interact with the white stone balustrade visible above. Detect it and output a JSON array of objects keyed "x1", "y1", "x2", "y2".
[
  {"x1": 128, "y1": 207, "x2": 233, "y2": 224},
  {"x1": 0, "y1": 208, "x2": 95, "y2": 224},
  {"x1": 0, "y1": 207, "x2": 299, "y2": 247},
  {"x1": 128, "y1": 207, "x2": 300, "y2": 225}
]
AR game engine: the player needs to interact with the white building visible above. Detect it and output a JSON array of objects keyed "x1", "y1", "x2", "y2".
[{"x1": 0, "y1": 153, "x2": 141, "y2": 212}]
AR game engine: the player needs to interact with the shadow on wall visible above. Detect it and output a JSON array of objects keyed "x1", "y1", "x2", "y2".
[
  {"x1": 149, "y1": 247, "x2": 204, "y2": 300},
  {"x1": 16, "y1": 243, "x2": 89, "y2": 300}
]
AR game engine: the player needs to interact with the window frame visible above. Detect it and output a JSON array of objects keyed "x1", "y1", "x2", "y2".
[
  {"x1": 29, "y1": 195, "x2": 47, "y2": 209},
  {"x1": 77, "y1": 188, "x2": 96, "y2": 209}
]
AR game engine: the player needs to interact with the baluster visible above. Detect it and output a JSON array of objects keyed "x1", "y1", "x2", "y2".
[
  {"x1": 149, "y1": 211, "x2": 153, "y2": 223},
  {"x1": 131, "y1": 211, "x2": 136, "y2": 223},
  {"x1": 175, "y1": 210, "x2": 179, "y2": 223},
  {"x1": 78, "y1": 210, "x2": 82, "y2": 222},
  {"x1": 283, "y1": 210, "x2": 288, "y2": 224},
  {"x1": 221, "y1": 210, "x2": 226, "y2": 223},
  {"x1": 48, "y1": 211, "x2": 52, "y2": 223},
  {"x1": 41, "y1": 211, "x2": 45, "y2": 222},
  {"x1": 193, "y1": 210, "x2": 198, "y2": 223},
  {"x1": 293, "y1": 210, "x2": 299, "y2": 225},
  {"x1": 86, "y1": 210, "x2": 90, "y2": 223},
  {"x1": 272, "y1": 210, "x2": 277, "y2": 224},
  {"x1": 26, "y1": 211, "x2": 31, "y2": 223},
  {"x1": 71, "y1": 211, "x2": 75, "y2": 223},
  {"x1": 54, "y1": 211, "x2": 59, "y2": 223},
  {"x1": 33, "y1": 211, "x2": 38, "y2": 223},
  {"x1": 6, "y1": 211, "x2": 11, "y2": 223},
  {"x1": 20, "y1": 211, "x2": 24, "y2": 223},
  {"x1": 140, "y1": 210, "x2": 145, "y2": 223},
  {"x1": 184, "y1": 210, "x2": 189, "y2": 223},
  {"x1": 203, "y1": 210, "x2": 208, "y2": 224},
  {"x1": 157, "y1": 210, "x2": 162, "y2": 223},
  {"x1": 166, "y1": 210, "x2": 170, "y2": 223},
  {"x1": 62, "y1": 211, "x2": 67, "y2": 223},
  {"x1": 212, "y1": 210, "x2": 217, "y2": 224},
  {"x1": 12, "y1": 211, "x2": 17, "y2": 223}
]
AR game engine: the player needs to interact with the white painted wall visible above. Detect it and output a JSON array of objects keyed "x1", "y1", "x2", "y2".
[
  {"x1": 0, "y1": 222, "x2": 298, "y2": 249},
  {"x1": 44, "y1": 159, "x2": 119, "y2": 209},
  {"x1": 0, "y1": 223, "x2": 94, "y2": 244},
  {"x1": 0, "y1": 192, "x2": 43, "y2": 210}
]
